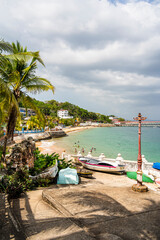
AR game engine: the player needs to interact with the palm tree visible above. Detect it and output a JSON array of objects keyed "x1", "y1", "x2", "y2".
[
  {"x1": 0, "y1": 39, "x2": 13, "y2": 135},
  {"x1": 0, "y1": 39, "x2": 13, "y2": 54},
  {"x1": 0, "y1": 41, "x2": 54, "y2": 163}
]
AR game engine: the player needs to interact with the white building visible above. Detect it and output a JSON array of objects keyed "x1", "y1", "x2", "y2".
[{"x1": 57, "y1": 109, "x2": 73, "y2": 119}]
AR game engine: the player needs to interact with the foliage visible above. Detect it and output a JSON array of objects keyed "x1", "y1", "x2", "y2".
[
  {"x1": 27, "y1": 116, "x2": 44, "y2": 130},
  {"x1": 118, "y1": 118, "x2": 125, "y2": 122},
  {"x1": 0, "y1": 146, "x2": 2, "y2": 159},
  {"x1": 0, "y1": 40, "x2": 54, "y2": 162},
  {"x1": 28, "y1": 99, "x2": 115, "y2": 124},
  {"x1": 34, "y1": 178, "x2": 51, "y2": 187},
  {"x1": 29, "y1": 148, "x2": 58, "y2": 175},
  {"x1": 0, "y1": 168, "x2": 34, "y2": 198},
  {"x1": 59, "y1": 118, "x2": 75, "y2": 126},
  {"x1": 58, "y1": 158, "x2": 75, "y2": 171},
  {"x1": 0, "y1": 163, "x2": 4, "y2": 169}
]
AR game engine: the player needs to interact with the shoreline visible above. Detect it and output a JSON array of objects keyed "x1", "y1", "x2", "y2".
[
  {"x1": 36, "y1": 141, "x2": 65, "y2": 157},
  {"x1": 36, "y1": 126, "x2": 94, "y2": 157},
  {"x1": 63, "y1": 125, "x2": 96, "y2": 135}
]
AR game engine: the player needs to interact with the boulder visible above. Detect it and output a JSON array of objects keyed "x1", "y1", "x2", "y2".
[{"x1": 6, "y1": 137, "x2": 36, "y2": 170}]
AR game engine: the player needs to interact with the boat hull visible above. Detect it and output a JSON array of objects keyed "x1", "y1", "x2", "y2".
[
  {"x1": 79, "y1": 157, "x2": 125, "y2": 174},
  {"x1": 83, "y1": 163, "x2": 124, "y2": 173}
]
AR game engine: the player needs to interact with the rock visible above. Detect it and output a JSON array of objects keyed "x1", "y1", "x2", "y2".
[{"x1": 6, "y1": 139, "x2": 36, "y2": 170}]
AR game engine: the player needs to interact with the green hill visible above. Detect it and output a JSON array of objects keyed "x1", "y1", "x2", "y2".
[{"x1": 22, "y1": 99, "x2": 112, "y2": 123}]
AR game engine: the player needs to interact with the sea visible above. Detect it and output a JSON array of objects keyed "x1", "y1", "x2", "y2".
[{"x1": 55, "y1": 127, "x2": 160, "y2": 163}]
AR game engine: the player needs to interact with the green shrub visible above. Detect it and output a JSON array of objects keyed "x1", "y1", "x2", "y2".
[
  {"x1": 34, "y1": 178, "x2": 51, "y2": 187},
  {"x1": 0, "y1": 168, "x2": 34, "y2": 198},
  {"x1": 0, "y1": 162, "x2": 4, "y2": 170},
  {"x1": 58, "y1": 158, "x2": 75, "y2": 171},
  {"x1": 0, "y1": 146, "x2": 3, "y2": 159},
  {"x1": 0, "y1": 148, "x2": 75, "y2": 199},
  {"x1": 29, "y1": 148, "x2": 59, "y2": 176},
  {"x1": 0, "y1": 167, "x2": 54, "y2": 198}
]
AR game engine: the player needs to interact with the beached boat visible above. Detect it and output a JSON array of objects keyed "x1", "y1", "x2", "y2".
[
  {"x1": 126, "y1": 171, "x2": 154, "y2": 183},
  {"x1": 78, "y1": 157, "x2": 125, "y2": 174}
]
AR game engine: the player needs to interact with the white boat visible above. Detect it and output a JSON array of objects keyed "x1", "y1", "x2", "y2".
[{"x1": 78, "y1": 157, "x2": 125, "y2": 174}]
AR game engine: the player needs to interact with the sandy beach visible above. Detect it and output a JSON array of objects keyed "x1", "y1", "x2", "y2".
[
  {"x1": 36, "y1": 141, "x2": 65, "y2": 157},
  {"x1": 63, "y1": 125, "x2": 96, "y2": 134},
  {"x1": 36, "y1": 126, "x2": 95, "y2": 157}
]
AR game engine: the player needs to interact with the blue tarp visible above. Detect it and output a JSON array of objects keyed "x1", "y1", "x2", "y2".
[
  {"x1": 57, "y1": 167, "x2": 79, "y2": 184},
  {"x1": 153, "y1": 162, "x2": 160, "y2": 170}
]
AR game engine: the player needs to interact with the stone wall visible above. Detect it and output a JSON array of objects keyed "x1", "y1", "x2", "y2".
[
  {"x1": 6, "y1": 137, "x2": 36, "y2": 170},
  {"x1": 13, "y1": 130, "x2": 67, "y2": 144}
]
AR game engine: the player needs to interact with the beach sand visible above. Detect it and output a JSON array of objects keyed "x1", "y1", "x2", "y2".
[
  {"x1": 36, "y1": 141, "x2": 65, "y2": 157},
  {"x1": 36, "y1": 126, "x2": 95, "y2": 157},
  {"x1": 63, "y1": 125, "x2": 96, "y2": 134}
]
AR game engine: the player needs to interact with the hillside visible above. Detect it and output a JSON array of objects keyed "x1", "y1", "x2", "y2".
[{"x1": 22, "y1": 99, "x2": 112, "y2": 123}]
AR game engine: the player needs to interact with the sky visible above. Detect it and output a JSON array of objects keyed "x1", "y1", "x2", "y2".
[{"x1": 0, "y1": 0, "x2": 160, "y2": 120}]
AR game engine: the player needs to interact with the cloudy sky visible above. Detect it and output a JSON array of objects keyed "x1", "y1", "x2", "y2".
[{"x1": 1, "y1": 0, "x2": 160, "y2": 120}]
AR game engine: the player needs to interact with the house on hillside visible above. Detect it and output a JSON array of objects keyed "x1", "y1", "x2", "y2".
[
  {"x1": 109, "y1": 117, "x2": 121, "y2": 125},
  {"x1": 57, "y1": 109, "x2": 73, "y2": 119},
  {"x1": 19, "y1": 108, "x2": 36, "y2": 117}
]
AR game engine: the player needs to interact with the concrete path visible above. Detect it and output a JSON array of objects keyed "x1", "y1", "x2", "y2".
[
  {"x1": 9, "y1": 189, "x2": 94, "y2": 240},
  {"x1": 1, "y1": 172, "x2": 160, "y2": 240},
  {"x1": 43, "y1": 173, "x2": 160, "y2": 240}
]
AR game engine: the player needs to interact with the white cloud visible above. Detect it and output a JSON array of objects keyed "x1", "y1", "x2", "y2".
[{"x1": 1, "y1": 0, "x2": 160, "y2": 119}]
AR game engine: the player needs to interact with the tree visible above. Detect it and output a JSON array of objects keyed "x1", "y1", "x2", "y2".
[
  {"x1": 0, "y1": 41, "x2": 54, "y2": 163},
  {"x1": 0, "y1": 40, "x2": 13, "y2": 126},
  {"x1": 27, "y1": 116, "x2": 43, "y2": 130}
]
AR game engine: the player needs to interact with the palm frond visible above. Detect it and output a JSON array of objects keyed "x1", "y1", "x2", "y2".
[
  {"x1": 20, "y1": 93, "x2": 46, "y2": 128},
  {"x1": 23, "y1": 84, "x2": 53, "y2": 94},
  {"x1": 30, "y1": 51, "x2": 45, "y2": 66},
  {"x1": 23, "y1": 77, "x2": 55, "y2": 94},
  {"x1": 12, "y1": 41, "x2": 28, "y2": 53},
  {"x1": 0, "y1": 78, "x2": 19, "y2": 112},
  {"x1": 21, "y1": 62, "x2": 37, "y2": 83},
  {"x1": 0, "y1": 39, "x2": 13, "y2": 53},
  {"x1": 5, "y1": 51, "x2": 45, "y2": 66}
]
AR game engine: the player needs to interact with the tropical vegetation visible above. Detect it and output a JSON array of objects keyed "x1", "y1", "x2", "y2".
[
  {"x1": 24, "y1": 99, "x2": 113, "y2": 124},
  {"x1": 0, "y1": 40, "x2": 54, "y2": 162},
  {"x1": 0, "y1": 149, "x2": 74, "y2": 198}
]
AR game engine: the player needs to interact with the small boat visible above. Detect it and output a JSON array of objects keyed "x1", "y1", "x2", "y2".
[
  {"x1": 76, "y1": 167, "x2": 93, "y2": 178},
  {"x1": 78, "y1": 157, "x2": 125, "y2": 174},
  {"x1": 126, "y1": 171, "x2": 154, "y2": 183},
  {"x1": 153, "y1": 162, "x2": 160, "y2": 170}
]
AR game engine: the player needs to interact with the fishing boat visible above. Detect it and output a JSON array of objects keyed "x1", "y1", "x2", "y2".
[
  {"x1": 78, "y1": 157, "x2": 125, "y2": 174},
  {"x1": 126, "y1": 171, "x2": 154, "y2": 183}
]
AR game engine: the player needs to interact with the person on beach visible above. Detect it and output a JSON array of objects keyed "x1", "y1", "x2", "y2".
[
  {"x1": 62, "y1": 150, "x2": 66, "y2": 159},
  {"x1": 82, "y1": 148, "x2": 84, "y2": 154},
  {"x1": 75, "y1": 148, "x2": 77, "y2": 154}
]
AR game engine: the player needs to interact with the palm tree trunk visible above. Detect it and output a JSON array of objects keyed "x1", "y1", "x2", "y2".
[
  {"x1": 1, "y1": 106, "x2": 17, "y2": 163},
  {"x1": 1, "y1": 135, "x2": 8, "y2": 163}
]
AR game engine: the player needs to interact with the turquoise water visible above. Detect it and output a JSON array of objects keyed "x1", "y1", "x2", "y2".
[{"x1": 55, "y1": 127, "x2": 160, "y2": 163}]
